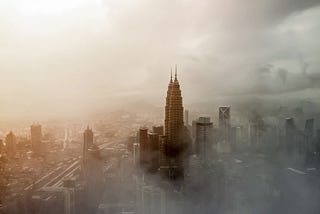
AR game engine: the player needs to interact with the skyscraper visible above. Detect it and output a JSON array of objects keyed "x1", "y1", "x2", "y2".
[
  {"x1": 133, "y1": 142, "x2": 140, "y2": 166},
  {"x1": 164, "y1": 71, "x2": 174, "y2": 139},
  {"x1": 285, "y1": 117, "x2": 296, "y2": 153},
  {"x1": 219, "y1": 106, "x2": 231, "y2": 142},
  {"x1": 216, "y1": 106, "x2": 231, "y2": 153},
  {"x1": 152, "y1": 125, "x2": 164, "y2": 136},
  {"x1": 161, "y1": 66, "x2": 184, "y2": 180},
  {"x1": 138, "y1": 127, "x2": 149, "y2": 166},
  {"x1": 304, "y1": 118, "x2": 314, "y2": 151},
  {"x1": 149, "y1": 132, "x2": 160, "y2": 172},
  {"x1": 184, "y1": 109, "x2": 189, "y2": 126},
  {"x1": 166, "y1": 67, "x2": 184, "y2": 154},
  {"x1": 195, "y1": 117, "x2": 213, "y2": 161},
  {"x1": 304, "y1": 118, "x2": 314, "y2": 138},
  {"x1": 83, "y1": 126, "x2": 94, "y2": 169},
  {"x1": 31, "y1": 123, "x2": 42, "y2": 155},
  {"x1": 5, "y1": 131, "x2": 16, "y2": 157}
]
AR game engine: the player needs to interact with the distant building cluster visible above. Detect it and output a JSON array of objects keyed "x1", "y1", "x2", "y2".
[{"x1": 2, "y1": 68, "x2": 320, "y2": 214}]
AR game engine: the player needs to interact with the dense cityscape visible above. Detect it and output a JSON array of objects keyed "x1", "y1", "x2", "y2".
[
  {"x1": 1, "y1": 1, "x2": 320, "y2": 213},
  {"x1": 1, "y1": 70, "x2": 320, "y2": 214}
]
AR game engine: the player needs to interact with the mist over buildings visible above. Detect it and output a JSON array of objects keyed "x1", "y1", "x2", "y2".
[
  {"x1": 0, "y1": 0, "x2": 320, "y2": 120},
  {"x1": 1, "y1": 2, "x2": 320, "y2": 214}
]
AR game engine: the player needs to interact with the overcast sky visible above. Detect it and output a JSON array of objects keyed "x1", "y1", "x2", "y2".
[{"x1": 0, "y1": 0, "x2": 320, "y2": 120}]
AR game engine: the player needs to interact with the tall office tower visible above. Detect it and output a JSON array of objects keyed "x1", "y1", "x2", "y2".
[
  {"x1": 86, "y1": 144, "x2": 103, "y2": 209},
  {"x1": 219, "y1": 106, "x2": 231, "y2": 141},
  {"x1": 83, "y1": 126, "x2": 94, "y2": 168},
  {"x1": 31, "y1": 123, "x2": 42, "y2": 155},
  {"x1": 285, "y1": 117, "x2": 296, "y2": 153},
  {"x1": 231, "y1": 126, "x2": 242, "y2": 148},
  {"x1": 152, "y1": 125, "x2": 164, "y2": 136},
  {"x1": 195, "y1": 117, "x2": 213, "y2": 160},
  {"x1": 305, "y1": 118, "x2": 314, "y2": 137},
  {"x1": 164, "y1": 71, "x2": 174, "y2": 139},
  {"x1": 5, "y1": 131, "x2": 16, "y2": 157},
  {"x1": 184, "y1": 109, "x2": 189, "y2": 126},
  {"x1": 149, "y1": 132, "x2": 160, "y2": 151},
  {"x1": 149, "y1": 132, "x2": 160, "y2": 172},
  {"x1": 162, "y1": 67, "x2": 184, "y2": 180},
  {"x1": 133, "y1": 142, "x2": 140, "y2": 166},
  {"x1": 138, "y1": 127, "x2": 149, "y2": 165},
  {"x1": 305, "y1": 118, "x2": 314, "y2": 149}
]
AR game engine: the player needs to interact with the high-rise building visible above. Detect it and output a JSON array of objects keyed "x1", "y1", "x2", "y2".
[
  {"x1": 219, "y1": 106, "x2": 231, "y2": 141},
  {"x1": 285, "y1": 117, "x2": 296, "y2": 153},
  {"x1": 166, "y1": 69, "x2": 184, "y2": 150},
  {"x1": 231, "y1": 126, "x2": 242, "y2": 150},
  {"x1": 184, "y1": 109, "x2": 189, "y2": 126},
  {"x1": 83, "y1": 126, "x2": 94, "y2": 169},
  {"x1": 152, "y1": 125, "x2": 164, "y2": 136},
  {"x1": 138, "y1": 127, "x2": 149, "y2": 165},
  {"x1": 5, "y1": 131, "x2": 16, "y2": 157},
  {"x1": 133, "y1": 142, "x2": 140, "y2": 166},
  {"x1": 161, "y1": 67, "x2": 185, "y2": 180},
  {"x1": 305, "y1": 118, "x2": 314, "y2": 150},
  {"x1": 195, "y1": 117, "x2": 213, "y2": 160},
  {"x1": 149, "y1": 132, "x2": 160, "y2": 151},
  {"x1": 304, "y1": 118, "x2": 314, "y2": 136},
  {"x1": 149, "y1": 132, "x2": 160, "y2": 172},
  {"x1": 31, "y1": 123, "x2": 42, "y2": 155}
]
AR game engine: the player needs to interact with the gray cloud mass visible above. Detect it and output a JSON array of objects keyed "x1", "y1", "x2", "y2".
[{"x1": 0, "y1": 0, "x2": 319, "y2": 119}]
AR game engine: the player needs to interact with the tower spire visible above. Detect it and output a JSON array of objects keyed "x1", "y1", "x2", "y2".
[
  {"x1": 175, "y1": 64, "x2": 177, "y2": 80},
  {"x1": 170, "y1": 67, "x2": 173, "y2": 82}
]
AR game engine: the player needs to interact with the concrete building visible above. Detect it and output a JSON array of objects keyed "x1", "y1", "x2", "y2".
[
  {"x1": 218, "y1": 106, "x2": 231, "y2": 141},
  {"x1": 195, "y1": 117, "x2": 213, "y2": 160},
  {"x1": 133, "y1": 142, "x2": 140, "y2": 166},
  {"x1": 285, "y1": 117, "x2": 296, "y2": 153},
  {"x1": 139, "y1": 127, "x2": 149, "y2": 166},
  {"x1": 149, "y1": 132, "x2": 160, "y2": 172},
  {"x1": 161, "y1": 67, "x2": 185, "y2": 180},
  {"x1": 5, "y1": 131, "x2": 16, "y2": 158},
  {"x1": 83, "y1": 126, "x2": 94, "y2": 172},
  {"x1": 152, "y1": 126, "x2": 164, "y2": 136},
  {"x1": 184, "y1": 110, "x2": 189, "y2": 126},
  {"x1": 31, "y1": 123, "x2": 43, "y2": 155}
]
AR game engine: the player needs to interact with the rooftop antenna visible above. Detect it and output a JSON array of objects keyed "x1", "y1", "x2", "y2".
[{"x1": 175, "y1": 64, "x2": 177, "y2": 80}]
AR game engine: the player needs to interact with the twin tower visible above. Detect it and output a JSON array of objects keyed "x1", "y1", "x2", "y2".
[
  {"x1": 138, "y1": 66, "x2": 187, "y2": 181},
  {"x1": 161, "y1": 66, "x2": 185, "y2": 180}
]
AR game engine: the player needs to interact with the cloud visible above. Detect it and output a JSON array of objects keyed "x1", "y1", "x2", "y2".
[{"x1": 0, "y1": 0, "x2": 319, "y2": 119}]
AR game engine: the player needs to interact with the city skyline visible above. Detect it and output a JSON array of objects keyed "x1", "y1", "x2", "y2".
[
  {"x1": 1, "y1": 1, "x2": 320, "y2": 214},
  {"x1": 1, "y1": 68, "x2": 320, "y2": 213}
]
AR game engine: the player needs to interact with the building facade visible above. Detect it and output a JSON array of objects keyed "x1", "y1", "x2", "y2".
[
  {"x1": 195, "y1": 117, "x2": 213, "y2": 161},
  {"x1": 31, "y1": 123, "x2": 43, "y2": 155},
  {"x1": 5, "y1": 131, "x2": 16, "y2": 157},
  {"x1": 83, "y1": 126, "x2": 94, "y2": 170},
  {"x1": 161, "y1": 68, "x2": 185, "y2": 180}
]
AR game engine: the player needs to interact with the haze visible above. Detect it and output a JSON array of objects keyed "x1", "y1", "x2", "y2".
[{"x1": 1, "y1": 0, "x2": 320, "y2": 120}]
